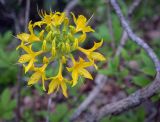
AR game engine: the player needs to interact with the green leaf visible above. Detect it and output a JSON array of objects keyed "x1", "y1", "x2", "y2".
[
  {"x1": 112, "y1": 56, "x2": 120, "y2": 69},
  {"x1": 141, "y1": 67, "x2": 156, "y2": 76},
  {"x1": 50, "y1": 104, "x2": 68, "y2": 122},
  {"x1": 1, "y1": 89, "x2": 11, "y2": 107},
  {"x1": 1, "y1": 111, "x2": 14, "y2": 120},
  {"x1": 132, "y1": 76, "x2": 150, "y2": 87},
  {"x1": 121, "y1": 48, "x2": 130, "y2": 60},
  {"x1": 7, "y1": 99, "x2": 16, "y2": 110},
  {"x1": 140, "y1": 50, "x2": 154, "y2": 68},
  {"x1": 93, "y1": 24, "x2": 110, "y2": 41}
]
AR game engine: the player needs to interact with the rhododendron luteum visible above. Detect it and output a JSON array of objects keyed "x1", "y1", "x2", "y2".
[{"x1": 17, "y1": 11, "x2": 105, "y2": 97}]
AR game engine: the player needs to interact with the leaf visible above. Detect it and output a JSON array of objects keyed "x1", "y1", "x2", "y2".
[
  {"x1": 141, "y1": 67, "x2": 156, "y2": 76},
  {"x1": 1, "y1": 88, "x2": 11, "y2": 107},
  {"x1": 112, "y1": 56, "x2": 120, "y2": 69},
  {"x1": 93, "y1": 24, "x2": 110, "y2": 41},
  {"x1": 0, "y1": 31, "x2": 12, "y2": 46},
  {"x1": 121, "y1": 48, "x2": 130, "y2": 60},
  {"x1": 50, "y1": 104, "x2": 68, "y2": 122},
  {"x1": 1, "y1": 111, "x2": 14, "y2": 120},
  {"x1": 140, "y1": 50, "x2": 154, "y2": 68},
  {"x1": 132, "y1": 76, "x2": 150, "y2": 87},
  {"x1": 7, "y1": 99, "x2": 16, "y2": 110}
]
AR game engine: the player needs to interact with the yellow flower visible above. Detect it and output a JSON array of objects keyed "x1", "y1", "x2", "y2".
[
  {"x1": 28, "y1": 63, "x2": 48, "y2": 91},
  {"x1": 72, "y1": 13, "x2": 94, "y2": 33},
  {"x1": 52, "y1": 12, "x2": 66, "y2": 26},
  {"x1": 67, "y1": 57, "x2": 93, "y2": 86},
  {"x1": 78, "y1": 40, "x2": 105, "y2": 69},
  {"x1": 48, "y1": 62, "x2": 68, "y2": 97},
  {"x1": 16, "y1": 11, "x2": 106, "y2": 97},
  {"x1": 18, "y1": 44, "x2": 43, "y2": 73},
  {"x1": 34, "y1": 11, "x2": 66, "y2": 27},
  {"x1": 17, "y1": 21, "x2": 40, "y2": 45}
]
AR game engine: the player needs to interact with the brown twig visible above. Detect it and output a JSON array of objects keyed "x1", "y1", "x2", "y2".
[
  {"x1": 70, "y1": 74, "x2": 108, "y2": 121},
  {"x1": 94, "y1": 0, "x2": 160, "y2": 121},
  {"x1": 111, "y1": 0, "x2": 160, "y2": 71},
  {"x1": 46, "y1": 95, "x2": 53, "y2": 122},
  {"x1": 107, "y1": 3, "x2": 115, "y2": 49},
  {"x1": 25, "y1": 0, "x2": 30, "y2": 32},
  {"x1": 64, "y1": 0, "x2": 79, "y2": 17},
  {"x1": 115, "y1": 0, "x2": 142, "y2": 56}
]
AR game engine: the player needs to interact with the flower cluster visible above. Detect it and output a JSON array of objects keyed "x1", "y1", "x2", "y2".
[{"x1": 17, "y1": 11, "x2": 105, "y2": 97}]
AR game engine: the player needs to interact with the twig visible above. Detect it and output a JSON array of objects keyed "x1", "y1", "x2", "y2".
[
  {"x1": 46, "y1": 95, "x2": 53, "y2": 122},
  {"x1": 70, "y1": 74, "x2": 108, "y2": 121},
  {"x1": 64, "y1": 0, "x2": 79, "y2": 17},
  {"x1": 115, "y1": 0, "x2": 142, "y2": 56},
  {"x1": 94, "y1": 0, "x2": 160, "y2": 121},
  {"x1": 115, "y1": 31, "x2": 128, "y2": 56},
  {"x1": 110, "y1": 0, "x2": 160, "y2": 71},
  {"x1": 96, "y1": 73, "x2": 160, "y2": 121},
  {"x1": 107, "y1": 3, "x2": 115, "y2": 49},
  {"x1": 25, "y1": 0, "x2": 30, "y2": 32}
]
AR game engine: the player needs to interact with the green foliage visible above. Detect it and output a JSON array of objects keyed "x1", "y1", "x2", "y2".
[
  {"x1": 0, "y1": 88, "x2": 17, "y2": 120},
  {"x1": 0, "y1": 31, "x2": 18, "y2": 86},
  {"x1": 80, "y1": 0, "x2": 104, "y2": 12},
  {"x1": 93, "y1": 24, "x2": 110, "y2": 41},
  {"x1": 49, "y1": 103, "x2": 68, "y2": 121},
  {"x1": 99, "y1": 56, "x2": 120, "y2": 76}
]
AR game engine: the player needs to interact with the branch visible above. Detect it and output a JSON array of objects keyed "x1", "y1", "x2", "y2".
[
  {"x1": 111, "y1": 0, "x2": 160, "y2": 71},
  {"x1": 95, "y1": 0, "x2": 160, "y2": 121},
  {"x1": 24, "y1": 0, "x2": 30, "y2": 32},
  {"x1": 64, "y1": 0, "x2": 79, "y2": 17},
  {"x1": 70, "y1": 74, "x2": 108, "y2": 121},
  {"x1": 115, "y1": 0, "x2": 142, "y2": 56}
]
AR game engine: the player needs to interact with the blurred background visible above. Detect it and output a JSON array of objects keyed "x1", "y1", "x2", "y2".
[{"x1": 0, "y1": 0, "x2": 160, "y2": 122}]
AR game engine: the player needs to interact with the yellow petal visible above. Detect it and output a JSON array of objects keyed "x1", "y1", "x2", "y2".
[
  {"x1": 84, "y1": 26, "x2": 94, "y2": 32},
  {"x1": 42, "y1": 74, "x2": 46, "y2": 91},
  {"x1": 89, "y1": 39, "x2": 103, "y2": 52},
  {"x1": 65, "y1": 43, "x2": 70, "y2": 52},
  {"x1": 77, "y1": 15, "x2": 87, "y2": 26},
  {"x1": 43, "y1": 56, "x2": 49, "y2": 64},
  {"x1": 39, "y1": 30, "x2": 44, "y2": 40},
  {"x1": 72, "y1": 70, "x2": 78, "y2": 87},
  {"x1": 28, "y1": 21, "x2": 33, "y2": 34},
  {"x1": 78, "y1": 33, "x2": 86, "y2": 43},
  {"x1": 25, "y1": 58, "x2": 34, "y2": 73},
  {"x1": 19, "y1": 45, "x2": 32, "y2": 54},
  {"x1": 71, "y1": 12, "x2": 77, "y2": 24},
  {"x1": 42, "y1": 40, "x2": 47, "y2": 51},
  {"x1": 17, "y1": 33, "x2": 30, "y2": 42},
  {"x1": 66, "y1": 67, "x2": 72, "y2": 72},
  {"x1": 72, "y1": 38, "x2": 78, "y2": 49},
  {"x1": 33, "y1": 21, "x2": 44, "y2": 27},
  {"x1": 28, "y1": 71, "x2": 41, "y2": 85},
  {"x1": 90, "y1": 52, "x2": 106, "y2": 61},
  {"x1": 60, "y1": 81, "x2": 68, "y2": 97},
  {"x1": 18, "y1": 54, "x2": 31, "y2": 63},
  {"x1": 78, "y1": 47, "x2": 89, "y2": 55},
  {"x1": 48, "y1": 79, "x2": 58, "y2": 94},
  {"x1": 82, "y1": 61, "x2": 93, "y2": 68},
  {"x1": 28, "y1": 34, "x2": 40, "y2": 42},
  {"x1": 79, "y1": 68, "x2": 93, "y2": 80}
]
